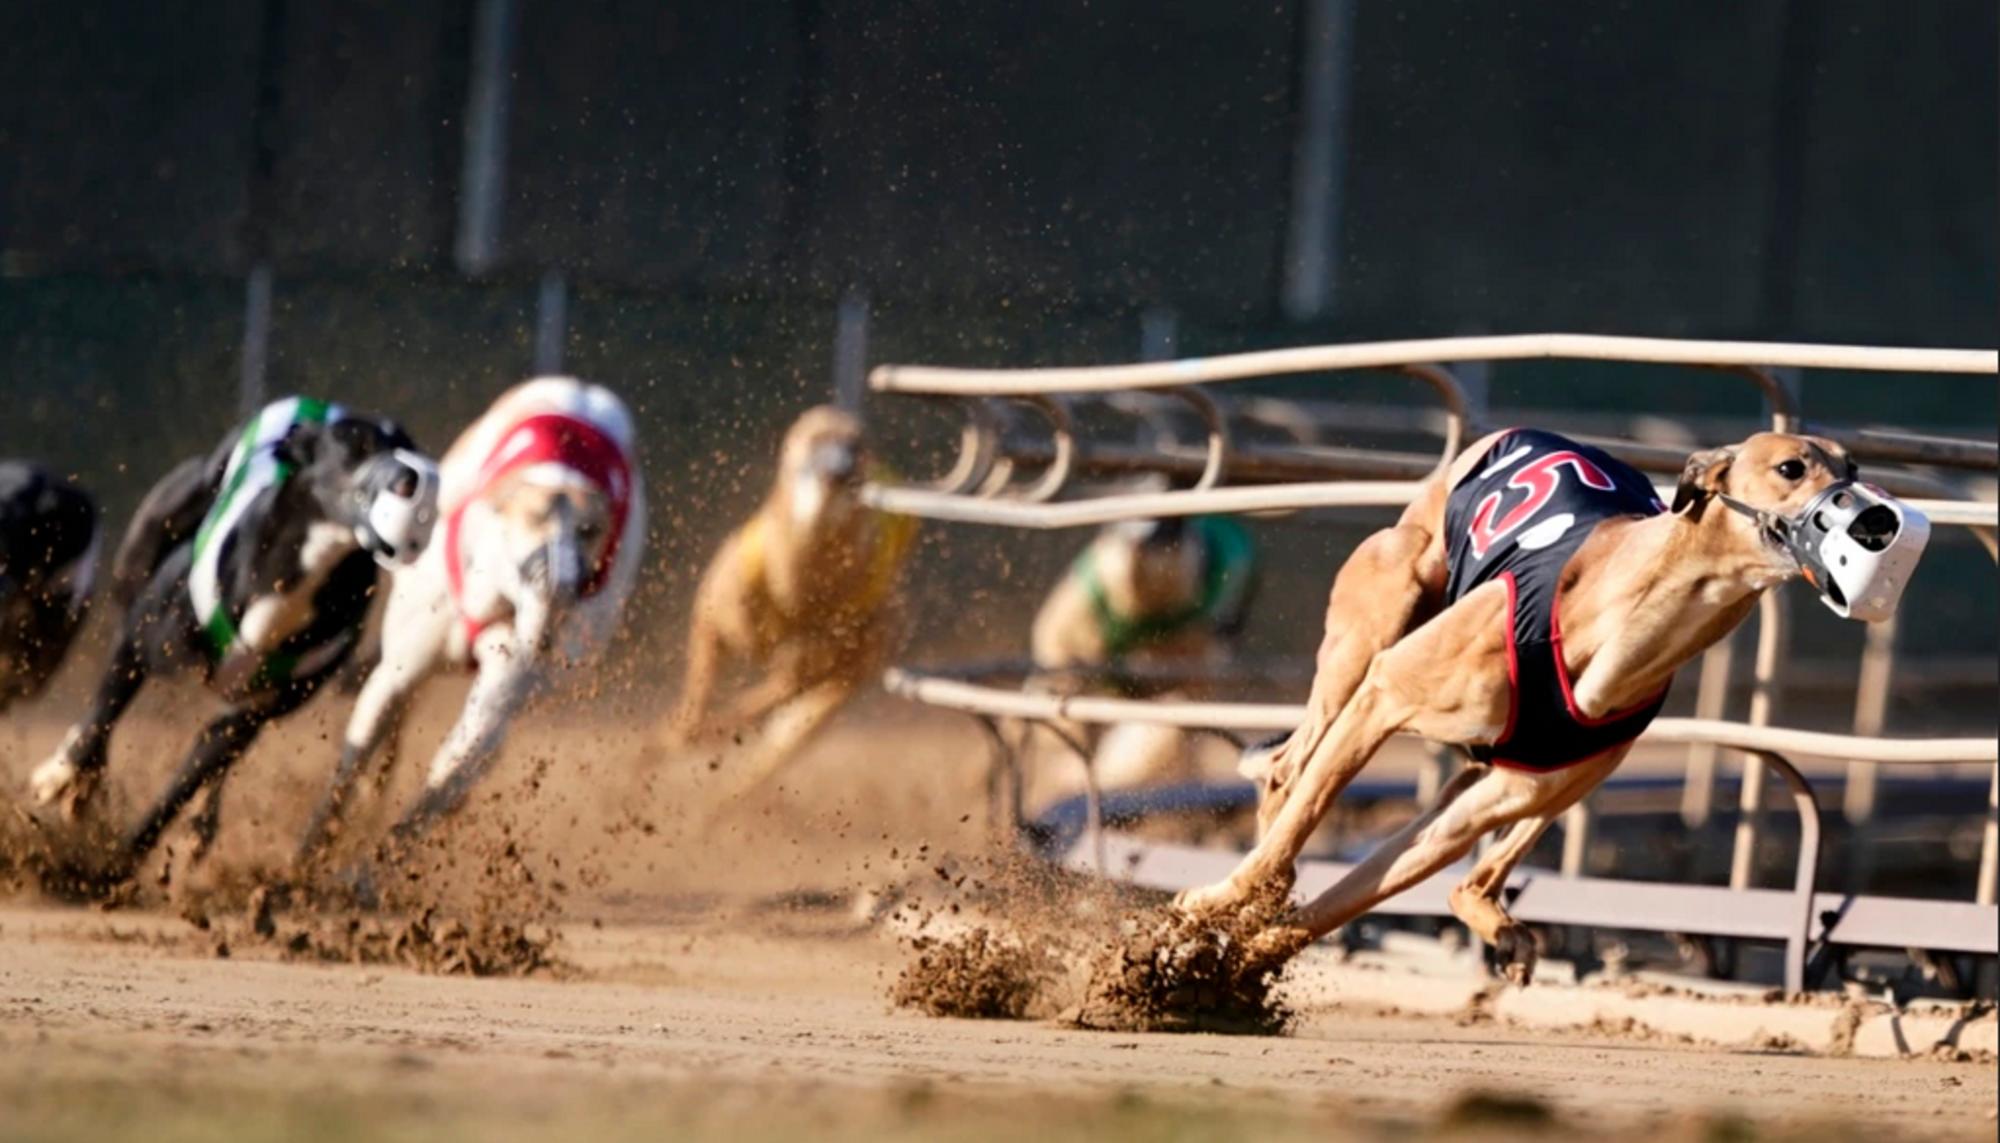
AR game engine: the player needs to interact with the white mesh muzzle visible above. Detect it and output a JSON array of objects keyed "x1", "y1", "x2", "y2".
[
  {"x1": 359, "y1": 449, "x2": 441, "y2": 567},
  {"x1": 1791, "y1": 482, "x2": 1930, "y2": 622}
]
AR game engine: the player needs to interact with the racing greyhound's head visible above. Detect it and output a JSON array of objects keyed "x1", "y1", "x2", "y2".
[
  {"x1": 491, "y1": 468, "x2": 617, "y2": 619},
  {"x1": 288, "y1": 415, "x2": 439, "y2": 568},
  {"x1": 1671, "y1": 431, "x2": 1930, "y2": 620},
  {"x1": 1098, "y1": 516, "x2": 1204, "y2": 617},
  {"x1": 775, "y1": 405, "x2": 869, "y2": 533}
]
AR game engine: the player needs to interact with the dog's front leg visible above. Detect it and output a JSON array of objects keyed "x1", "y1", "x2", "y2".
[
  {"x1": 1445, "y1": 746, "x2": 1627, "y2": 985},
  {"x1": 387, "y1": 653, "x2": 539, "y2": 847},
  {"x1": 707, "y1": 675, "x2": 856, "y2": 813},
  {"x1": 28, "y1": 613, "x2": 160, "y2": 818},
  {"x1": 661, "y1": 609, "x2": 726, "y2": 748},
  {"x1": 297, "y1": 645, "x2": 439, "y2": 867}
]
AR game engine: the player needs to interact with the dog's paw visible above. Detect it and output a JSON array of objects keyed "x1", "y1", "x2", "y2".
[
  {"x1": 1243, "y1": 925, "x2": 1312, "y2": 973},
  {"x1": 1172, "y1": 881, "x2": 1237, "y2": 918},
  {"x1": 28, "y1": 748, "x2": 99, "y2": 820},
  {"x1": 1491, "y1": 922, "x2": 1540, "y2": 987}
]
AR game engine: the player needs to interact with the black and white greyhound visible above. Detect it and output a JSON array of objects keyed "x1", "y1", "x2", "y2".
[
  {"x1": 26, "y1": 396, "x2": 439, "y2": 881},
  {"x1": 0, "y1": 461, "x2": 99, "y2": 714}
]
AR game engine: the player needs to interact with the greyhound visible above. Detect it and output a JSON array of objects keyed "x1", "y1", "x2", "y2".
[
  {"x1": 0, "y1": 461, "x2": 99, "y2": 714},
  {"x1": 1027, "y1": 515, "x2": 1257, "y2": 792},
  {"x1": 26, "y1": 396, "x2": 438, "y2": 881},
  {"x1": 295, "y1": 378, "x2": 645, "y2": 865},
  {"x1": 1171, "y1": 428, "x2": 1928, "y2": 982},
  {"x1": 661, "y1": 405, "x2": 916, "y2": 805}
]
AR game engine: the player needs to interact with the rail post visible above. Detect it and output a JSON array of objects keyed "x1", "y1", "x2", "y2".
[
  {"x1": 1979, "y1": 766, "x2": 1998, "y2": 908},
  {"x1": 1681, "y1": 635, "x2": 1734, "y2": 827},
  {"x1": 1753, "y1": 750, "x2": 1823, "y2": 997},
  {"x1": 532, "y1": 269, "x2": 568, "y2": 375},
  {"x1": 237, "y1": 262, "x2": 274, "y2": 417},
  {"x1": 1844, "y1": 614, "x2": 1898, "y2": 889},
  {"x1": 833, "y1": 289, "x2": 870, "y2": 415},
  {"x1": 974, "y1": 715, "x2": 1022, "y2": 839},
  {"x1": 1730, "y1": 592, "x2": 1788, "y2": 889}
]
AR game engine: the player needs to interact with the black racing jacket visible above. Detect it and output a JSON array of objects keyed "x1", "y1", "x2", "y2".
[{"x1": 1442, "y1": 429, "x2": 1669, "y2": 771}]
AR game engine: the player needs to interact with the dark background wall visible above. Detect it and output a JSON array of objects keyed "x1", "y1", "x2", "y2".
[{"x1": 1, "y1": 0, "x2": 1993, "y2": 720}]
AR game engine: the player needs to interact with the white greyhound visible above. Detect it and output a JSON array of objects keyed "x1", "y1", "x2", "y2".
[{"x1": 297, "y1": 377, "x2": 645, "y2": 866}]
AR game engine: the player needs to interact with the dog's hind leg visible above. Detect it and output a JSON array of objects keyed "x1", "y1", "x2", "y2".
[
  {"x1": 1252, "y1": 487, "x2": 1449, "y2": 838},
  {"x1": 385, "y1": 654, "x2": 539, "y2": 847},
  {"x1": 118, "y1": 695, "x2": 301, "y2": 878},
  {"x1": 185, "y1": 777, "x2": 226, "y2": 863},
  {"x1": 1176, "y1": 674, "x2": 1409, "y2": 919},
  {"x1": 1179, "y1": 579, "x2": 1512, "y2": 922}
]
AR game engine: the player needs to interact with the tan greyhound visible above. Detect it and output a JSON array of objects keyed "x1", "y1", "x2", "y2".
[
  {"x1": 1173, "y1": 428, "x2": 1929, "y2": 982},
  {"x1": 661, "y1": 406, "x2": 915, "y2": 802}
]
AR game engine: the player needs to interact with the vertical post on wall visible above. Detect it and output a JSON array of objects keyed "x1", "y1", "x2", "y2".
[
  {"x1": 238, "y1": 263, "x2": 274, "y2": 417},
  {"x1": 1139, "y1": 306, "x2": 1179, "y2": 363},
  {"x1": 533, "y1": 269, "x2": 568, "y2": 375},
  {"x1": 832, "y1": 289, "x2": 870, "y2": 416},
  {"x1": 1280, "y1": 0, "x2": 1356, "y2": 321},
  {"x1": 456, "y1": 0, "x2": 519, "y2": 276}
]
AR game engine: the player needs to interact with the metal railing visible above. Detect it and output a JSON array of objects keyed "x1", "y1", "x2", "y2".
[{"x1": 863, "y1": 332, "x2": 1999, "y2": 993}]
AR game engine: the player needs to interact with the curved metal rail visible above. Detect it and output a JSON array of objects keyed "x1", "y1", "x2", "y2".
[
  {"x1": 870, "y1": 332, "x2": 1997, "y2": 396},
  {"x1": 884, "y1": 668, "x2": 2000, "y2": 762},
  {"x1": 865, "y1": 480, "x2": 1997, "y2": 530}
]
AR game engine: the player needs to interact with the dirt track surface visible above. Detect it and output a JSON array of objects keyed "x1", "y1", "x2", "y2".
[
  {"x1": 4, "y1": 900, "x2": 1996, "y2": 1143},
  {"x1": 4, "y1": 707, "x2": 1997, "y2": 1140}
]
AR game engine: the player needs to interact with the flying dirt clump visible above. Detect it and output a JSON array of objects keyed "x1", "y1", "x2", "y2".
[
  {"x1": 1065, "y1": 903, "x2": 1294, "y2": 1035},
  {"x1": 891, "y1": 927, "x2": 1061, "y2": 1019},
  {"x1": 259, "y1": 906, "x2": 563, "y2": 977}
]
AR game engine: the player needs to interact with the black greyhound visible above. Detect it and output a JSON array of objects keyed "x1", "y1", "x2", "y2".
[
  {"x1": 0, "y1": 461, "x2": 99, "y2": 713},
  {"x1": 27, "y1": 396, "x2": 439, "y2": 882}
]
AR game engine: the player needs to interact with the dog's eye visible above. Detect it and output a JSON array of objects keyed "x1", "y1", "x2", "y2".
[{"x1": 1776, "y1": 459, "x2": 1807, "y2": 481}]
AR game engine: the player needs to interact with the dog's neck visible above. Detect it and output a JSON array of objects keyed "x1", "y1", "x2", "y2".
[
  {"x1": 760, "y1": 478, "x2": 878, "y2": 611},
  {"x1": 1558, "y1": 506, "x2": 1790, "y2": 716},
  {"x1": 1095, "y1": 535, "x2": 1202, "y2": 619}
]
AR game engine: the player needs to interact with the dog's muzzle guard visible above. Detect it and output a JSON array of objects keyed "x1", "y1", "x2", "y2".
[
  {"x1": 355, "y1": 450, "x2": 441, "y2": 567},
  {"x1": 1721, "y1": 481, "x2": 1930, "y2": 622}
]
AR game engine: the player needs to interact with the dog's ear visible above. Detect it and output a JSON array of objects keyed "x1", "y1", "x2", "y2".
[
  {"x1": 323, "y1": 416, "x2": 412, "y2": 464},
  {"x1": 1670, "y1": 446, "x2": 1735, "y2": 517},
  {"x1": 274, "y1": 419, "x2": 326, "y2": 469},
  {"x1": 1806, "y1": 435, "x2": 1859, "y2": 481}
]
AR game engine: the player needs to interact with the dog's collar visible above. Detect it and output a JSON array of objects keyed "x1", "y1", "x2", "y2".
[
  {"x1": 1077, "y1": 516, "x2": 1255, "y2": 658},
  {"x1": 1712, "y1": 492, "x2": 1791, "y2": 547}
]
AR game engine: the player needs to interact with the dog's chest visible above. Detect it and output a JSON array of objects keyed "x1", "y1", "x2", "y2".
[{"x1": 234, "y1": 521, "x2": 356, "y2": 651}]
